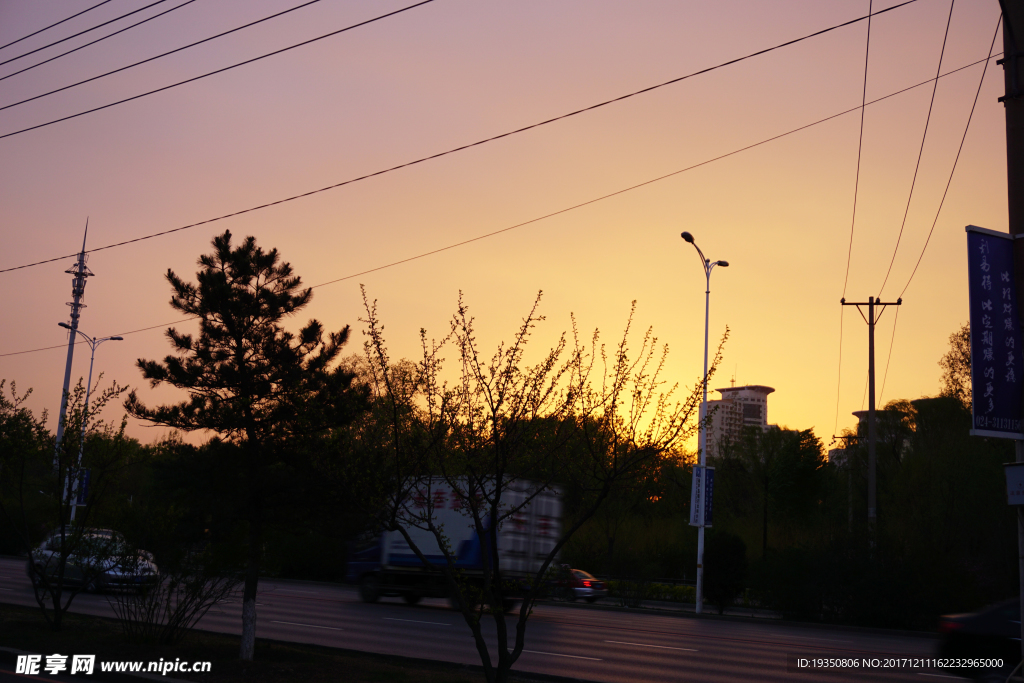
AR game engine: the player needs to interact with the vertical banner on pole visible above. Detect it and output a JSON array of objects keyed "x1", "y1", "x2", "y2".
[
  {"x1": 703, "y1": 466, "x2": 715, "y2": 527},
  {"x1": 966, "y1": 226, "x2": 1024, "y2": 439},
  {"x1": 75, "y1": 468, "x2": 89, "y2": 506},
  {"x1": 689, "y1": 465, "x2": 704, "y2": 527}
]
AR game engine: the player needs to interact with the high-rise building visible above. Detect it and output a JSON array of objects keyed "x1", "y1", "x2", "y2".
[{"x1": 704, "y1": 384, "x2": 775, "y2": 457}]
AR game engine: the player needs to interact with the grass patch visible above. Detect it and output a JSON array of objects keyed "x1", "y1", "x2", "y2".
[{"x1": 0, "y1": 603, "x2": 487, "y2": 683}]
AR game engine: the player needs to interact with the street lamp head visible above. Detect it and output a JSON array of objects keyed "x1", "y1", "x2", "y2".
[
  {"x1": 680, "y1": 231, "x2": 695, "y2": 243},
  {"x1": 58, "y1": 322, "x2": 71, "y2": 330},
  {"x1": 716, "y1": 260, "x2": 729, "y2": 267},
  {"x1": 110, "y1": 336, "x2": 124, "y2": 341}
]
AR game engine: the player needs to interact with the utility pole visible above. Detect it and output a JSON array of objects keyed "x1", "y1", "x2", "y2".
[
  {"x1": 54, "y1": 224, "x2": 93, "y2": 471},
  {"x1": 999, "y1": 0, "x2": 1024, "y2": 667},
  {"x1": 841, "y1": 296, "x2": 900, "y2": 544}
]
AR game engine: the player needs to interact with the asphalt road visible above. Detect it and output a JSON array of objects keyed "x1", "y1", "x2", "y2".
[{"x1": 0, "y1": 558, "x2": 963, "y2": 682}]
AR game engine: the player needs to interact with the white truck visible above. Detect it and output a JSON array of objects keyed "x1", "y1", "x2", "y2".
[{"x1": 346, "y1": 479, "x2": 561, "y2": 607}]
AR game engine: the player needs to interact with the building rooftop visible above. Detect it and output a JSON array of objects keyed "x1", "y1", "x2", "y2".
[{"x1": 715, "y1": 385, "x2": 775, "y2": 396}]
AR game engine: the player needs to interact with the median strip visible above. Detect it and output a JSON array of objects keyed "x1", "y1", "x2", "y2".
[{"x1": 604, "y1": 640, "x2": 697, "y2": 652}]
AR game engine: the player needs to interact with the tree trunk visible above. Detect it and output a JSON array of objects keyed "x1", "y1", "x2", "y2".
[{"x1": 239, "y1": 517, "x2": 262, "y2": 661}]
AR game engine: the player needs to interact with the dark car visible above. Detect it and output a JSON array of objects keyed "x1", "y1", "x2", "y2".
[
  {"x1": 938, "y1": 599, "x2": 1021, "y2": 682},
  {"x1": 549, "y1": 567, "x2": 608, "y2": 603},
  {"x1": 27, "y1": 529, "x2": 158, "y2": 593}
]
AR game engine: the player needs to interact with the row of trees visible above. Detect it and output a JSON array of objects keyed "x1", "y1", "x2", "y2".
[
  {"x1": 1, "y1": 231, "x2": 720, "y2": 683},
  {"x1": 2, "y1": 233, "x2": 1015, "y2": 680}
]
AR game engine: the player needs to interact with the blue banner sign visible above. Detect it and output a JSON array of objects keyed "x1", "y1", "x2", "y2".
[
  {"x1": 689, "y1": 465, "x2": 703, "y2": 527},
  {"x1": 703, "y1": 466, "x2": 715, "y2": 527},
  {"x1": 688, "y1": 465, "x2": 715, "y2": 527},
  {"x1": 75, "y1": 468, "x2": 90, "y2": 506},
  {"x1": 967, "y1": 226, "x2": 1024, "y2": 439}
]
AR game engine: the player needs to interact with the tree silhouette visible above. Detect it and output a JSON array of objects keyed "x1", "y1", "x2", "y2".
[
  {"x1": 125, "y1": 230, "x2": 364, "y2": 660},
  {"x1": 939, "y1": 321, "x2": 971, "y2": 411}
]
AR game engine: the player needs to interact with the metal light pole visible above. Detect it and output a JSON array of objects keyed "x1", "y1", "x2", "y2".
[
  {"x1": 55, "y1": 225, "x2": 93, "y2": 468},
  {"x1": 681, "y1": 231, "x2": 728, "y2": 615},
  {"x1": 57, "y1": 323, "x2": 122, "y2": 522}
]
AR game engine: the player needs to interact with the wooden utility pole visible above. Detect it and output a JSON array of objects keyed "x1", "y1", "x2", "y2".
[
  {"x1": 841, "y1": 296, "x2": 901, "y2": 545},
  {"x1": 1000, "y1": 0, "x2": 1024, "y2": 667}
]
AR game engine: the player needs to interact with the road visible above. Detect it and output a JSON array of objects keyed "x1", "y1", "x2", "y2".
[{"x1": 0, "y1": 558, "x2": 961, "y2": 682}]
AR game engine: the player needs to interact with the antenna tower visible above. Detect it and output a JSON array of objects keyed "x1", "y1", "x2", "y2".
[{"x1": 54, "y1": 223, "x2": 93, "y2": 467}]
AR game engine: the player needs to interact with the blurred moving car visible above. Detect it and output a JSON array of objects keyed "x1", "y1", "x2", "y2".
[
  {"x1": 27, "y1": 528, "x2": 159, "y2": 593},
  {"x1": 549, "y1": 567, "x2": 607, "y2": 603},
  {"x1": 937, "y1": 599, "x2": 1020, "y2": 682}
]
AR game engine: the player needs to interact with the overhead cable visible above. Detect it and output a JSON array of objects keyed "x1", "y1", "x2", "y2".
[
  {"x1": 0, "y1": 0, "x2": 114, "y2": 53},
  {"x1": 0, "y1": 54, "x2": 1003, "y2": 358},
  {"x1": 0, "y1": 0, "x2": 326, "y2": 105},
  {"x1": 0, "y1": 0, "x2": 200, "y2": 86},
  {"x1": 878, "y1": 307, "x2": 901, "y2": 404},
  {"x1": 877, "y1": 0, "x2": 956, "y2": 296},
  {"x1": 0, "y1": 0, "x2": 438, "y2": 141},
  {"x1": 0, "y1": 1, "x2": 928, "y2": 275},
  {"x1": 0, "y1": 1, "x2": 914, "y2": 139},
  {"x1": 0, "y1": 0, "x2": 174, "y2": 69},
  {"x1": 834, "y1": 0, "x2": 875, "y2": 438},
  {"x1": 899, "y1": 13, "x2": 1002, "y2": 298}
]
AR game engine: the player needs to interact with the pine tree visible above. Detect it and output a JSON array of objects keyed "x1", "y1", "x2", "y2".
[{"x1": 125, "y1": 230, "x2": 364, "y2": 660}]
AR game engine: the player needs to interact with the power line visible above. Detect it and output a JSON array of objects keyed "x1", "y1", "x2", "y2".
[
  {"x1": 0, "y1": 0, "x2": 326, "y2": 108},
  {"x1": 0, "y1": 0, "x2": 174, "y2": 69},
  {"x1": 0, "y1": 1, "x2": 917, "y2": 141},
  {"x1": 837, "y1": 11, "x2": 998, "y2": 430},
  {"x1": 842, "y1": 0, "x2": 874, "y2": 300},
  {"x1": 0, "y1": 0, "x2": 439, "y2": 141},
  {"x1": 0, "y1": 0, "x2": 114, "y2": 53},
  {"x1": 899, "y1": 13, "x2": 1002, "y2": 298},
  {"x1": 0, "y1": 1, "x2": 929, "y2": 275},
  {"x1": 0, "y1": 0, "x2": 200, "y2": 86},
  {"x1": 877, "y1": 0, "x2": 956, "y2": 296},
  {"x1": 0, "y1": 318, "x2": 195, "y2": 358},
  {"x1": 878, "y1": 306, "x2": 901, "y2": 404},
  {"x1": 0, "y1": 53, "x2": 1002, "y2": 359},
  {"x1": 834, "y1": 0, "x2": 874, "y2": 438},
  {"x1": 833, "y1": 307, "x2": 847, "y2": 437}
]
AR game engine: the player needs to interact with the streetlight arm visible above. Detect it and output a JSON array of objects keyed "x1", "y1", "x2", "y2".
[{"x1": 681, "y1": 233, "x2": 711, "y2": 276}]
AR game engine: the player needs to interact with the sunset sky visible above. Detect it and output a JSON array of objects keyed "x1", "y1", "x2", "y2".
[{"x1": 0, "y1": 0, "x2": 1008, "y2": 450}]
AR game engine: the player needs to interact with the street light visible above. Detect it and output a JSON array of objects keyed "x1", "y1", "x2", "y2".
[
  {"x1": 57, "y1": 322, "x2": 122, "y2": 522},
  {"x1": 680, "y1": 231, "x2": 728, "y2": 616}
]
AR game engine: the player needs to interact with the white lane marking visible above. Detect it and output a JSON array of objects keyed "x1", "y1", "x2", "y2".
[
  {"x1": 522, "y1": 650, "x2": 602, "y2": 661},
  {"x1": 271, "y1": 620, "x2": 342, "y2": 631},
  {"x1": 778, "y1": 635, "x2": 854, "y2": 643},
  {"x1": 383, "y1": 617, "x2": 451, "y2": 626},
  {"x1": 276, "y1": 588, "x2": 318, "y2": 594},
  {"x1": 604, "y1": 640, "x2": 697, "y2": 652}
]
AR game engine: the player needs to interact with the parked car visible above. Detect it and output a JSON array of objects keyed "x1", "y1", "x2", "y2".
[
  {"x1": 937, "y1": 599, "x2": 1020, "y2": 682},
  {"x1": 27, "y1": 528, "x2": 159, "y2": 593},
  {"x1": 549, "y1": 566, "x2": 607, "y2": 603}
]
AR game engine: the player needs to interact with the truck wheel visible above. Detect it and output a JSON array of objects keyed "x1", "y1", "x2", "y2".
[
  {"x1": 403, "y1": 593, "x2": 422, "y2": 605},
  {"x1": 359, "y1": 575, "x2": 380, "y2": 603}
]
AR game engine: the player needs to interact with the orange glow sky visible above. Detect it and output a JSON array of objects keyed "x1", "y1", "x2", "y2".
[{"x1": 0, "y1": 0, "x2": 1008, "y2": 449}]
